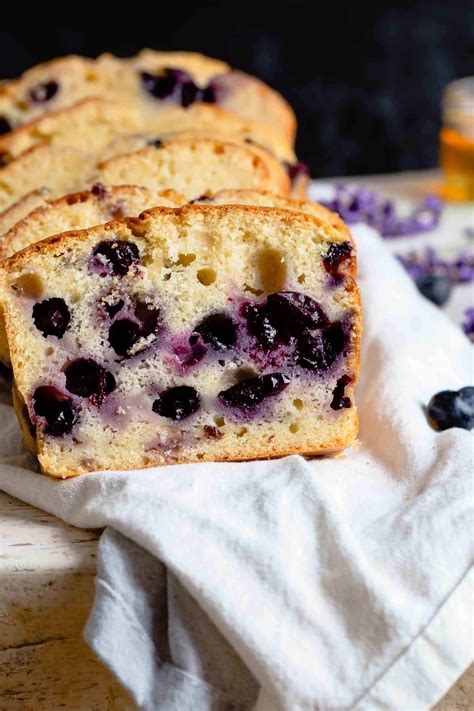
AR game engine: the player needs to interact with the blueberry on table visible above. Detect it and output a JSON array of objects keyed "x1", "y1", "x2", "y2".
[
  {"x1": 33, "y1": 386, "x2": 78, "y2": 436},
  {"x1": 415, "y1": 274, "x2": 452, "y2": 306},
  {"x1": 427, "y1": 387, "x2": 474, "y2": 431},
  {"x1": 32, "y1": 298, "x2": 70, "y2": 338},
  {"x1": 153, "y1": 385, "x2": 200, "y2": 421}
]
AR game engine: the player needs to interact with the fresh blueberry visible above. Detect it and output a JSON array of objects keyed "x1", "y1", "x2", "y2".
[
  {"x1": 0, "y1": 117, "x2": 12, "y2": 135},
  {"x1": 330, "y1": 374, "x2": 352, "y2": 410},
  {"x1": 141, "y1": 68, "x2": 193, "y2": 103},
  {"x1": 218, "y1": 372, "x2": 290, "y2": 410},
  {"x1": 195, "y1": 313, "x2": 237, "y2": 351},
  {"x1": 64, "y1": 358, "x2": 116, "y2": 399},
  {"x1": 33, "y1": 385, "x2": 78, "y2": 436},
  {"x1": 415, "y1": 274, "x2": 452, "y2": 306},
  {"x1": 32, "y1": 298, "x2": 70, "y2": 338},
  {"x1": 296, "y1": 321, "x2": 345, "y2": 372},
  {"x1": 92, "y1": 240, "x2": 140, "y2": 277},
  {"x1": 108, "y1": 301, "x2": 161, "y2": 357},
  {"x1": 152, "y1": 385, "x2": 200, "y2": 421},
  {"x1": 427, "y1": 387, "x2": 474, "y2": 430},
  {"x1": 28, "y1": 81, "x2": 59, "y2": 103},
  {"x1": 323, "y1": 242, "x2": 353, "y2": 280}
]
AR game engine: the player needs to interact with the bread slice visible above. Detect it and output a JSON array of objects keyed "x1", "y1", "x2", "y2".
[
  {"x1": 0, "y1": 50, "x2": 295, "y2": 146},
  {"x1": 0, "y1": 145, "x2": 96, "y2": 212},
  {"x1": 0, "y1": 185, "x2": 183, "y2": 260},
  {"x1": 0, "y1": 204, "x2": 360, "y2": 478},
  {"x1": 0, "y1": 188, "x2": 52, "y2": 235},
  {"x1": 102, "y1": 130, "x2": 305, "y2": 198},
  {"x1": 0, "y1": 97, "x2": 295, "y2": 166},
  {"x1": 94, "y1": 138, "x2": 290, "y2": 199}
]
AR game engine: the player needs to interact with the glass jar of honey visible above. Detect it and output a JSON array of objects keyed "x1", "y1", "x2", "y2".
[{"x1": 440, "y1": 77, "x2": 474, "y2": 201}]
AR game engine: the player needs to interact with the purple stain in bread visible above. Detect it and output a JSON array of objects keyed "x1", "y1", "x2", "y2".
[{"x1": 28, "y1": 81, "x2": 59, "y2": 104}]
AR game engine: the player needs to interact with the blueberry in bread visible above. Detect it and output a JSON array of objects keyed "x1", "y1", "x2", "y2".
[
  {"x1": 0, "y1": 204, "x2": 360, "y2": 477},
  {"x1": 0, "y1": 51, "x2": 295, "y2": 147}
]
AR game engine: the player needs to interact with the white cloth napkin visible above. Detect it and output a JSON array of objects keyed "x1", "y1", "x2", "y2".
[{"x1": 0, "y1": 225, "x2": 472, "y2": 711}]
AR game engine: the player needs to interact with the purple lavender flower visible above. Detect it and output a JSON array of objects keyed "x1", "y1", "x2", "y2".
[
  {"x1": 397, "y1": 247, "x2": 474, "y2": 285},
  {"x1": 462, "y1": 308, "x2": 474, "y2": 341},
  {"x1": 321, "y1": 185, "x2": 443, "y2": 238}
]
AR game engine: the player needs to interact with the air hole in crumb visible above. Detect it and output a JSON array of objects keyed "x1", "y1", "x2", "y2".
[
  {"x1": 214, "y1": 145, "x2": 224, "y2": 155},
  {"x1": 297, "y1": 274, "x2": 306, "y2": 284},
  {"x1": 45, "y1": 347, "x2": 54, "y2": 356},
  {"x1": 142, "y1": 456, "x2": 151, "y2": 466},
  {"x1": 11, "y1": 273, "x2": 43, "y2": 298},
  {"x1": 289, "y1": 423, "x2": 299, "y2": 433},
  {"x1": 236, "y1": 427, "x2": 248, "y2": 437},
  {"x1": 244, "y1": 283, "x2": 264, "y2": 296},
  {"x1": 258, "y1": 248, "x2": 286, "y2": 293},
  {"x1": 163, "y1": 273, "x2": 171, "y2": 281},
  {"x1": 214, "y1": 416, "x2": 225, "y2": 427},
  {"x1": 197, "y1": 268, "x2": 216, "y2": 286},
  {"x1": 293, "y1": 398, "x2": 304, "y2": 410},
  {"x1": 197, "y1": 453, "x2": 204, "y2": 460},
  {"x1": 178, "y1": 253, "x2": 196, "y2": 266},
  {"x1": 86, "y1": 72, "x2": 97, "y2": 81}
]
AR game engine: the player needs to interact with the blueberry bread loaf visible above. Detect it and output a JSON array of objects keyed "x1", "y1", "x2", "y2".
[
  {"x1": 0, "y1": 204, "x2": 360, "y2": 478},
  {"x1": 94, "y1": 138, "x2": 290, "y2": 199},
  {"x1": 0, "y1": 51, "x2": 295, "y2": 147}
]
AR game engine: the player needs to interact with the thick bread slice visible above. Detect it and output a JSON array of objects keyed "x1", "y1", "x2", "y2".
[
  {"x1": 94, "y1": 139, "x2": 290, "y2": 199},
  {"x1": 0, "y1": 50, "x2": 295, "y2": 145},
  {"x1": 0, "y1": 204, "x2": 360, "y2": 478},
  {"x1": 0, "y1": 185, "x2": 183, "y2": 260},
  {"x1": 0, "y1": 97, "x2": 295, "y2": 165},
  {"x1": 0, "y1": 145, "x2": 95, "y2": 212}
]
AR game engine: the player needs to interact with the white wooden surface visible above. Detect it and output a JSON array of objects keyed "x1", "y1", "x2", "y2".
[{"x1": 1, "y1": 171, "x2": 472, "y2": 709}]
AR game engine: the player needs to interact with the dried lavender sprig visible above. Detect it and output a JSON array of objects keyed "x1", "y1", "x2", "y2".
[
  {"x1": 462, "y1": 308, "x2": 474, "y2": 341},
  {"x1": 321, "y1": 184, "x2": 443, "y2": 238},
  {"x1": 397, "y1": 247, "x2": 474, "y2": 284}
]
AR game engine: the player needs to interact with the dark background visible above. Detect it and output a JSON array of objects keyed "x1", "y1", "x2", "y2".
[{"x1": 1, "y1": 1, "x2": 473, "y2": 177}]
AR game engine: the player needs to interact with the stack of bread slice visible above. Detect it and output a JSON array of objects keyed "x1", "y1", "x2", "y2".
[{"x1": 0, "y1": 50, "x2": 361, "y2": 477}]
